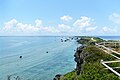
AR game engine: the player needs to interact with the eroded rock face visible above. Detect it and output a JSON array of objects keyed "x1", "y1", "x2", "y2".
[
  {"x1": 53, "y1": 45, "x2": 89, "y2": 80},
  {"x1": 74, "y1": 46, "x2": 88, "y2": 75},
  {"x1": 53, "y1": 74, "x2": 62, "y2": 80}
]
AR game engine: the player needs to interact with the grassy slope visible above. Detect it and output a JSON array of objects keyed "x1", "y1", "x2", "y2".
[{"x1": 62, "y1": 46, "x2": 120, "y2": 80}]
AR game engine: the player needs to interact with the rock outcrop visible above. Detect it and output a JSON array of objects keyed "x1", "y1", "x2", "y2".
[
  {"x1": 74, "y1": 45, "x2": 89, "y2": 75},
  {"x1": 53, "y1": 45, "x2": 89, "y2": 80},
  {"x1": 53, "y1": 74, "x2": 62, "y2": 80}
]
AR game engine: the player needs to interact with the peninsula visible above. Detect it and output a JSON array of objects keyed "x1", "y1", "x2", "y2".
[{"x1": 54, "y1": 36, "x2": 120, "y2": 80}]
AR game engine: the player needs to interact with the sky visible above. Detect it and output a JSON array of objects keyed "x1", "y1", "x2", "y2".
[{"x1": 0, "y1": 0, "x2": 120, "y2": 36}]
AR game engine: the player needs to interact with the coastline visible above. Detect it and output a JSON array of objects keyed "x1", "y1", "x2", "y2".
[
  {"x1": 54, "y1": 36, "x2": 120, "y2": 80},
  {"x1": 1, "y1": 36, "x2": 120, "y2": 80}
]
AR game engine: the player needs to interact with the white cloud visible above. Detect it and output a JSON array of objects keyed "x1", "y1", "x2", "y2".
[
  {"x1": 73, "y1": 16, "x2": 95, "y2": 32},
  {"x1": 60, "y1": 15, "x2": 72, "y2": 21},
  {"x1": 73, "y1": 16, "x2": 91, "y2": 29},
  {"x1": 86, "y1": 26, "x2": 97, "y2": 32},
  {"x1": 0, "y1": 19, "x2": 61, "y2": 36},
  {"x1": 3, "y1": 19, "x2": 17, "y2": 31},
  {"x1": 57, "y1": 24, "x2": 73, "y2": 33},
  {"x1": 0, "y1": 16, "x2": 96, "y2": 36},
  {"x1": 0, "y1": 16, "x2": 106, "y2": 36},
  {"x1": 41, "y1": 26, "x2": 60, "y2": 33},
  {"x1": 35, "y1": 19, "x2": 42, "y2": 27},
  {"x1": 109, "y1": 13, "x2": 120, "y2": 24},
  {"x1": 0, "y1": 19, "x2": 42, "y2": 35},
  {"x1": 16, "y1": 23, "x2": 40, "y2": 33},
  {"x1": 102, "y1": 26, "x2": 117, "y2": 33}
]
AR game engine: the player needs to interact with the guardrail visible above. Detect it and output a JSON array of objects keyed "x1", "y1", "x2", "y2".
[{"x1": 96, "y1": 43, "x2": 120, "y2": 77}]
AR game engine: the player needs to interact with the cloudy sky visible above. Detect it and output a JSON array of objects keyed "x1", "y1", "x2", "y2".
[{"x1": 0, "y1": 0, "x2": 120, "y2": 36}]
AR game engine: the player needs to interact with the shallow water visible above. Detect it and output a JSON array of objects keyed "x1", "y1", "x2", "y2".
[{"x1": 0, "y1": 36, "x2": 77, "y2": 80}]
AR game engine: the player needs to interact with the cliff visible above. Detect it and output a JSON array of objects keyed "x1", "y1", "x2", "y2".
[
  {"x1": 61, "y1": 46, "x2": 119, "y2": 80},
  {"x1": 54, "y1": 37, "x2": 119, "y2": 80},
  {"x1": 74, "y1": 45, "x2": 88, "y2": 75}
]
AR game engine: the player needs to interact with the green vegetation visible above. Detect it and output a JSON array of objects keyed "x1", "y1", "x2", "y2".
[
  {"x1": 107, "y1": 40, "x2": 119, "y2": 42},
  {"x1": 107, "y1": 62, "x2": 120, "y2": 67},
  {"x1": 76, "y1": 36, "x2": 105, "y2": 46},
  {"x1": 62, "y1": 71, "x2": 76, "y2": 80},
  {"x1": 60, "y1": 37, "x2": 120, "y2": 80},
  {"x1": 62, "y1": 46, "x2": 119, "y2": 80},
  {"x1": 106, "y1": 62, "x2": 120, "y2": 73},
  {"x1": 112, "y1": 52, "x2": 120, "y2": 58}
]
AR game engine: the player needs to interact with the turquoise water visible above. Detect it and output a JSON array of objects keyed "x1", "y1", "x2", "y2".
[{"x1": 0, "y1": 37, "x2": 77, "y2": 80}]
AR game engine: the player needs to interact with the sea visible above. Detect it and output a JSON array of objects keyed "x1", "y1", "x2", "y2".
[
  {"x1": 0, "y1": 36, "x2": 78, "y2": 80},
  {"x1": 0, "y1": 36, "x2": 120, "y2": 80},
  {"x1": 99, "y1": 36, "x2": 120, "y2": 40}
]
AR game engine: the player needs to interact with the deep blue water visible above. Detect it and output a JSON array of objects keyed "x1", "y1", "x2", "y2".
[
  {"x1": 0, "y1": 36, "x2": 77, "y2": 80},
  {"x1": 99, "y1": 36, "x2": 120, "y2": 40}
]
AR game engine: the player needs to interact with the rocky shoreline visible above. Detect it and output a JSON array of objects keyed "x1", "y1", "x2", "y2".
[
  {"x1": 74, "y1": 45, "x2": 89, "y2": 75},
  {"x1": 53, "y1": 36, "x2": 104, "y2": 80},
  {"x1": 53, "y1": 36, "x2": 120, "y2": 80},
  {"x1": 53, "y1": 44, "x2": 89, "y2": 80},
  {"x1": 53, "y1": 37, "x2": 86, "y2": 80}
]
